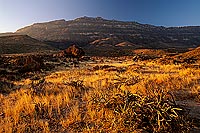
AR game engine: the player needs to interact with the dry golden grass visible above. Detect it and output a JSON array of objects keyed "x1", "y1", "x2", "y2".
[{"x1": 0, "y1": 58, "x2": 199, "y2": 132}]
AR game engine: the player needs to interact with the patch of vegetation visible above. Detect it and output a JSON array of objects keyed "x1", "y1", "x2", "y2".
[
  {"x1": 0, "y1": 57, "x2": 199, "y2": 132},
  {"x1": 87, "y1": 88, "x2": 191, "y2": 132},
  {"x1": 0, "y1": 80, "x2": 191, "y2": 132}
]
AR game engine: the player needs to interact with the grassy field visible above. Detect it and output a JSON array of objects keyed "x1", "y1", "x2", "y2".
[{"x1": 0, "y1": 57, "x2": 200, "y2": 132}]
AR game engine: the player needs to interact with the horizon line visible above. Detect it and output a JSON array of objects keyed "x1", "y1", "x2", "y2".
[{"x1": 1, "y1": 16, "x2": 200, "y2": 33}]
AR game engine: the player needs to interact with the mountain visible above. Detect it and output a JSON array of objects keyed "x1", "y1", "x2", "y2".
[
  {"x1": 0, "y1": 34, "x2": 57, "y2": 54},
  {"x1": 16, "y1": 16, "x2": 200, "y2": 56}
]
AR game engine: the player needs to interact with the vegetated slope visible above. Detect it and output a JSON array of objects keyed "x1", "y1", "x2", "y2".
[
  {"x1": 157, "y1": 46, "x2": 200, "y2": 65},
  {"x1": 16, "y1": 16, "x2": 200, "y2": 49},
  {"x1": 0, "y1": 35, "x2": 57, "y2": 54},
  {"x1": 175, "y1": 46, "x2": 200, "y2": 61}
]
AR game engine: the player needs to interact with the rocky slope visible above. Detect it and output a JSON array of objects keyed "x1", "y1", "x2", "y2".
[
  {"x1": 15, "y1": 16, "x2": 200, "y2": 56},
  {"x1": 0, "y1": 35, "x2": 57, "y2": 54}
]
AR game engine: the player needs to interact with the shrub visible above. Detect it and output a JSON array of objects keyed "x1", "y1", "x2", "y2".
[{"x1": 89, "y1": 89, "x2": 191, "y2": 132}]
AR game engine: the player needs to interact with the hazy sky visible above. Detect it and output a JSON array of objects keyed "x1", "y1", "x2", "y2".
[{"x1": 1, "y1": 0, "x2": 200, "y2": 33}]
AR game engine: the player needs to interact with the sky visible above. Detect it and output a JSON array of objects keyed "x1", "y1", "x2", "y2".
[{"x1": 1, "y1": 0, "x2": 200, "y2": 33}]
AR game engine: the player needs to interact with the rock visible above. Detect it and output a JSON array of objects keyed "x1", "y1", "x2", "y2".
[
  {"x1": 58, "y1": 45, "x2": 85, "y2": 59},
  {"x1": 133, "y1": 54, "x2": 156, "y2": 61},
  {"x1": 11, "y1": 55, "x2": 44, "y2": 73}
]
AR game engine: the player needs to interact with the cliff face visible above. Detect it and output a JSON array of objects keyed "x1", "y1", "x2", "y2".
[{"x1": 16, "y1": 16, "x2": 200, "y2": 56}]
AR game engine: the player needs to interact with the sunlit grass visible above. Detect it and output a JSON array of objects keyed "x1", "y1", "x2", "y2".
[{"x1": 0, "y1": 59, "x2": 199, "y2": 132}]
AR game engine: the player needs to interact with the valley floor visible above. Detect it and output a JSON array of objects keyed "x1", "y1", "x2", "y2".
[{"x1": 0, "y1": 57, "x2": 200, "y2": 132}]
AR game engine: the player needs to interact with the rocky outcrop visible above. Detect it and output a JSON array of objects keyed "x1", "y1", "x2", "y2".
[
  {"x1": 0, "y1": 55, "x2": 45, "y2": 73},
  {"x1": 58, "y1": 45, "x2": 85, "y2": 59},
  {"x1": 12, "y1": 55, "x2": 44, "y2": 73}
]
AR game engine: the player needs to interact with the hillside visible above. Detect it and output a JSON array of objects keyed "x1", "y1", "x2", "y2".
[
  {"x1": 0, "y1": 34, "x2": 57, "y2": 54},
  {"x1": 16, "y1": 17, "x2": 200, "y2": 52},
  {"x1": 0, "y1": 32, "x2": 22, "y2": 37},
  {"x1": 175, "y1": 46, "x2": 200, "y2": 61}
]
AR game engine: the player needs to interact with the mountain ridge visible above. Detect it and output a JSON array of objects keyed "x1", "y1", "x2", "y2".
[{"x1": 14, "y1": 16, "x2": 200, "y2": 56}]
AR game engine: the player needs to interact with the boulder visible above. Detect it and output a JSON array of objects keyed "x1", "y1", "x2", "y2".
[{"x1": 62, "y1": 45, "x2": 85, "y2": 59}]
